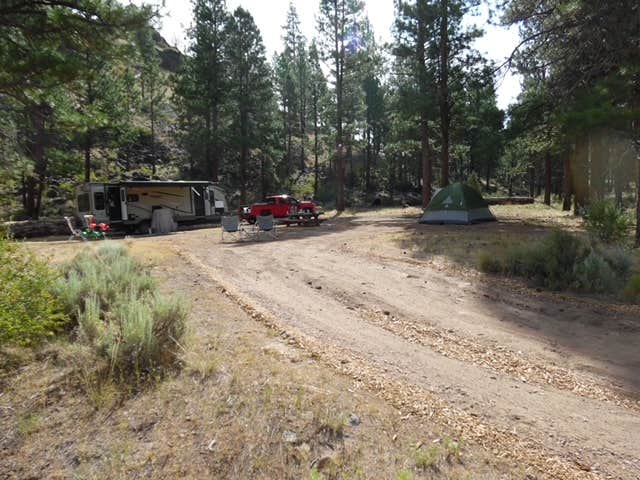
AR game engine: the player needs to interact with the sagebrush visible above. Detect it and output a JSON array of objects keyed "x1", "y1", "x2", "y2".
[
  {"x1": 478, "y1": 230, "x2": 634, "y2": 294},
  {"x1": 56, "y1": 242, "x2": 188, "y2": 378}
]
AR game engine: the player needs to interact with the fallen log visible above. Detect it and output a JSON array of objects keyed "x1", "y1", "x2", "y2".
[
  {"x1": 486, "y1": 197, "x2": 535, "y2": 206},
  {"x1": 3, "y1": 219, "x2": 71, "y2": 239}
]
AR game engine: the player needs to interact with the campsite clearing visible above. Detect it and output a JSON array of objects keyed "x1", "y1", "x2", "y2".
[{"x1": 4, "y1": 205, "x2": 640, "y2": 479}]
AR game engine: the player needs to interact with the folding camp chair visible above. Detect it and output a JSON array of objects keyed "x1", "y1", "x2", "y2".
[
  {"x1": 64, "y1": 216, "x2": 87, "y2": 241},
  {"x1": 221, "y1": 214, "x2": 244, "y2": 241},
  {"x1": 257, "y1": 214, "x2": 277, "y2": 239}
]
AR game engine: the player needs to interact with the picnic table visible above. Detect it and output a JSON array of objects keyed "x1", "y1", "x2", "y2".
[{"x1": 277, "y1": 212, "x2": 323, "y2": 227}]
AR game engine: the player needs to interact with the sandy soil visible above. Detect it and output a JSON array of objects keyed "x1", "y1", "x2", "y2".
[
  {"x1": 2, "y1": 236, "x2": 521, "y2": 480},
  {"x1": 158, "y1": 209, "x2": 640, "y2": 480},
  {"x1": 12, "y1": 207, "x2": 640, "y2": 479}
]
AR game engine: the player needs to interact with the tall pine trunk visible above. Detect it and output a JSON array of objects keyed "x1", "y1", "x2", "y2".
[
  {"x1": 573, "y1": 136, "x2": 589, "y2": 214},
  {"x1": 529, "y1": 163, "x2": 535, "y2": 198},
  {"x1": 287, "y1": 117, "x2": 293, "y2": 177},
  {"x1": 634, "y1": 98, "x2": 640, "y2": 247},
  {"x1": 260, "y1": 156, "x2": 267, "y2": 199},
  {"x1": 335, "y1": 0, "x2": 345, "y2": 212},
  {"x1": 485, "y1": 161, "x2": 491, "y2": 193},
  {"x1": 313, "y1": 101, "x2": 320, "y2": 199},
  {"x1": 300, "y1": 88, "x2": 306, "y2": 173},
  {"x1": 439, "y1": 0, "x2": 450, "y2": 187},
  {"x1": 84, "y1": 78, "x2": 95, "y2": 182},
  {"x1": 417, "y1": 7, "x2": 432, "y2": 206},
  {"x1": 211, "y1": 107, "x2": 219, "y2": 182},
  {"x1": 544, "y1": 150, "x2": 552, "y2": 205},
  {"x1": 150, "y1": 87, "x2": 156, "y2": 178},
  {"x1": 347, "y1": 138, "x2": 353, "y2": 186},
  {"x1": 205, "y1": 110, "x2": 212, "y2": 180},
  {"x1": 636, "y1": 155, "x2": 640, "y2": 247},
  {"x1": 612, "y1": 141, "x2": 624, "y2": 207},
  {"x1": 562, "y1": 149, "x2": 573, "y2": 211},
  {"x1": 365, "y1": 126, "x2": 372, "y2": 194},
  {"x1": 84, "y1": 132, "x2": 93, "y2": 183},
  {"x1": 421, "y1": 115, "x2": 432, "y2": 207},
  {"x1": 589, "y1": 131, "x2": 605, "y2": 202},
  {"x1": 24, "y1": 103, "x2": 50, "y2": 219}
]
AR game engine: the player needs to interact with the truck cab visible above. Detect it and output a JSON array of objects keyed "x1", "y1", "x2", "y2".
[{"x1": 244, "y1": 195, "x2": 321, "y2": 223}]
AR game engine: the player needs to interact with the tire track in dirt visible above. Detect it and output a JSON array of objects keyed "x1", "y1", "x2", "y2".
[
  {"x1": 316, "y1": 283, "x2": 640, "y2": 413},
  {"x1": 176, "y1": 247, "x2": 605, "y2": 480},
  {"x1": 279, "y1": 241, "x2": 640, "y2": 413}
]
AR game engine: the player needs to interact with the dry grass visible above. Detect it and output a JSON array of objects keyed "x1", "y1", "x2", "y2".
[
  {"x1": 348, "y1": 203, "x2": 585, "y2": 271},
  {"x1": 0, "y1": 246, "x2": 517, "y2": 479}
]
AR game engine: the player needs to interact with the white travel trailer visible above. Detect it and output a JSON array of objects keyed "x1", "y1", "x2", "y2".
[{"x1": 75, "y1": 181, "x2": 228, "y2": 232}]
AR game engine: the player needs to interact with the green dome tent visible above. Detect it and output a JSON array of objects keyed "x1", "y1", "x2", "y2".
[{"x1": 420, "y1": 182, "x2": 496, "y2": 225}]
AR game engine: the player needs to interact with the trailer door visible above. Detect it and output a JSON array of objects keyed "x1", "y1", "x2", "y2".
[
  {"x1": 203, "y1": 188, "x2": 212, "y2": 215},
  {"x1": 192, "y1": 186, "x2": 205, "y2": 216},
  {"x1": 91, "y1": 185, "x2": 108, "y2": 223},
  {"x1": 107, "y1": 187, "x2": 122, "y2": 221}
]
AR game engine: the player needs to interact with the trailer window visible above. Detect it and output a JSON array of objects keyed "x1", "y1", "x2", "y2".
[
  {"x1": 94, "y1": 192, "x2": 105, "y2": 210},
  {"x1": 77, "y1": 193, "x2": 90, "y2": 212}
]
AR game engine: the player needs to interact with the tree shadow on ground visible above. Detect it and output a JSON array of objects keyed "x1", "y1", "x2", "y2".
[{"x1": 384, "y1": 212, "x2": 640, "y2": 395}]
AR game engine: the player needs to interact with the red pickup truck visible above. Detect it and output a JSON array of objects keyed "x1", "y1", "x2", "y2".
[{"x1": 241, "y1": 195, "x2": 322, "y2": 223}]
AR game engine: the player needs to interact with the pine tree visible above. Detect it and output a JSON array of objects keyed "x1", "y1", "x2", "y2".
[
  {"x1": 275, "y1": 3, "x2": 311, "y2": 179},
  {"x1": 436, "y1": 0, "x2": 481, "y2": 187},
  {"x1": 393, "y1": 0, "x2": 439, "y2": 205},
  {"x1": 136, "y1": 27, "x2": 171, "y2": 179},
  {"x1": 0, "y1": 0, "x2": 151, "y2": 218},
  {"x1": 176, "y1": 0, "x2": 229, "y2": 182},
  {"x1": 502, "y1": 0, "x2": 639, "y2": 243},
  {"x1": 226, "y1": 7, "x2": 276, "y2": 204},
  {"x1": 357, "y1": 18, "x2": 386, "y2": 195},
  {"x1": 308, "y1": 40, "x2": 330, "y2": 198},
  {"x1": 274, "y1": 53, "x2": 294, "y2": 179},
  {"x1": 394, "y1": 0, "x2": 482, "y2": 200},
  {"x1": 317, "y1": 0, "x2": 363, "y2": 210}
]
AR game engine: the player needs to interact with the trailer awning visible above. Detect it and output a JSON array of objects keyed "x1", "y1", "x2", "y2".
[{"x1": 120, "y1": 181, "x2": 213, "y2": 188}]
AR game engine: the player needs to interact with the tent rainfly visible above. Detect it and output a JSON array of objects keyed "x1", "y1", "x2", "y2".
[{"x1": 420, "y1": 182, "x2": 496, "y2": 225}]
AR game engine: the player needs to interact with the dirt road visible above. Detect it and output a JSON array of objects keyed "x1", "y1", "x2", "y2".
[{"x1": 168, "y1": 211, "x2": 640, "y2": 479}]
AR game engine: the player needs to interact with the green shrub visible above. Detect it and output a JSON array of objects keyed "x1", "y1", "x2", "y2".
[
  {"x1": 584, "y1": 200, "x2": 632, "y2": 243},
  {"x1": 623, "y1": 275, "x2": 640, "y2": 303},
  {"x1": 57, "y1": 243, "x2": 188, "y2": 378},
  {"x1": 597, "y1": 245, "x2": 633, "y2": 278},
  {"x1": 77, "y1": 294, "x2": 103, "y2": 343},
  {"x1": 477, "y1": 250, "x2": 501, "y2": 273},
  {"x1": 478, "y1": 230, "x2": 634, "y2": 294},
  {"x1": 442, "y1": 437, "x2": 462, "y2": 462},
  {"x1": 413, "y1": 445, "x2": 440, "y2": 469},
  {"x1": 506, "y1": 230, "x2": 586, "y2": 290},
  {"x1": 395, "y1": 470, "x2": 414, "y2": 480},
  {"x1": 573, "y1": 251, "x2": 618, "y2": 293},
  {"x1": 55, "y1": 243, "x2": 154, "y2": 313},
  {"x1": 0, "y1": 238, "x2": 69, "y2": 346}
]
